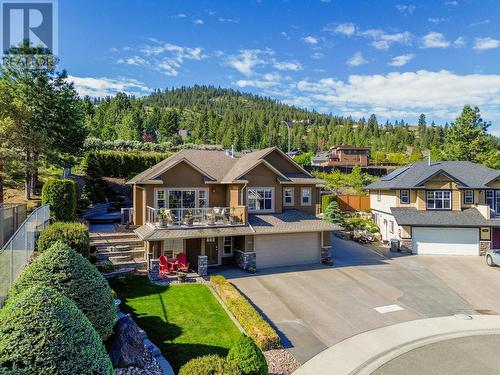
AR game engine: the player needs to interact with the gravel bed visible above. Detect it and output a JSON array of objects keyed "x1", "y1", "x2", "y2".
[
  {"x1": 265, "y1": 349, "x2": 301, "y2": 375},
  {"x1": 114, "y1": 349, "x2": 163, "y2": 375}
]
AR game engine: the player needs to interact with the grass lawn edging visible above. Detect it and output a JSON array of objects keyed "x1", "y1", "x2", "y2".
[{"x1": 210, "y1": 275, "x2": 281, "y2": 351}]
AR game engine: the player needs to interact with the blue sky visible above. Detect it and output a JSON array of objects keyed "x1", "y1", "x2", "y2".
[{"x1": 59, "y1": 0, "x2": 500, "y2": 133}]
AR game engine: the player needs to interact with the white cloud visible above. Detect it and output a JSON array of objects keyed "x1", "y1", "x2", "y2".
[
  {"x1": 192, "y1": 19, "x2": 204, "y2": 25},
  {"x1": 226, "y1": 49, "x2": 272, "y2": 76},
  {"x1": 428, "y1": 17, "x2": 448, "y2": 24},
  {"x1": 453, "y1": 36, "x2": 466, "y2": 48},
  {"x1": 117, "y1": 56, "x2": 149, "y2": 66},
  {"x1": 470, "y1": 19, "x2": 490, "y2": 27},
  {"x1": 302, "y1": 36, "x2": 318, "y2": 45},
  {"x1": 293, "y1": 70, "x2": 500, "y2": 121},
  {"x1": 235, "y1": 73, "x2": 282, "y2": 89},
  {"x1": 421, "y1": 32, "x2": 450, "y2": 48},
  {"x1": 346, "y1": 52, "x2": 367, "y2": 66},
  {"x1": 444, "y1": 0, "x2": 458, "y2": 5},
  {"x1": 362, "y1": 29, "x2": 412, "y2": 50},
  {"x1": 389, "y1": 54, "x2": 415, "y2": 66},
  {"x1": 68, "y1": 76, "x2": 151, "y2": 98},
  {"x1": 273, "y1": 60, "x2": 302, "y2": 71},
  {"x1": 473, "y1": 37, "x2": 500, "y2": 50},
  {"x1": 327, "y1": 23, "x2": 356, "y2": 36},
  {"x1": 311, "y1": 52, "x2": 324, "y2": 59},
  {"x1": 281, "y1": 31, "x2": 291, "y2": 40},
  {"x1": 395, "y1": 4, "x2": 416, "y2": 15},
  {"x1": 173, "y1": 14, "x2": 187, "y2": 18},
  {"x1": 218, "y1": 17, "x2": 239, "y2": 23}
]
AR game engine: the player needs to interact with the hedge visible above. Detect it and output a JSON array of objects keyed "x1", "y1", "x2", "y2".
[
  {"x1": 210, "y1": 275, "x2": 280, "y2": 351},
  {"x1": 9, "y1": 242, "x2": 116, "y2": 341},
  {"x1": 179, "y1": 355, "x2": 239, "y2": 375},
  {"x1": 321, "y1": 194, "x2": 337, "y2": 214},
  {"x1": 0, "y1": 286, "x2": 113, "y2": 374},
  {"x1": 38, "y1": 222, "x2": 90, "y2": 257},
  {"x1": 84, "y1": 137, "x2": 224, "y2": 153},
  {"x1": 82, "y1": 150, "x2": 170, "y2": 178},
  {"x1": 41, "y1": 178, "x2": 77, "y2": 221},
  {"x1": 227, "y1": 334, "x2": 268, "y2": 375}
]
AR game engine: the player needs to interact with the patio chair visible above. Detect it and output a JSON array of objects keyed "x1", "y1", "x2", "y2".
[
  {"x1": 176, "y1": 253, "x2": 190, "y2": 272},
  {"x1": 159, "y1": 255, "x2": 176, "y2": 276}
]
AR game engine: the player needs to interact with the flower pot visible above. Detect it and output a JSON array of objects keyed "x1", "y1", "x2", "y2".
[{"x1": 158, "y1": 218, "x2": 168, "y2": 228}]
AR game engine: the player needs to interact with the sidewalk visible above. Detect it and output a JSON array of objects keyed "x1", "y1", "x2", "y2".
[{"x1": 293, "y1": 315, "x2": 500, "y2": 375}]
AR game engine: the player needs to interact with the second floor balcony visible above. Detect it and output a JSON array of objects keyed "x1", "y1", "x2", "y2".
[{"x1": 146, "y1": 206, "x2": 248, "y2": 229}]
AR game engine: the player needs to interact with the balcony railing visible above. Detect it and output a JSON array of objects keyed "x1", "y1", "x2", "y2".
[{"x1": 146, "y1": 206, "x2": 247, "y2": 229}]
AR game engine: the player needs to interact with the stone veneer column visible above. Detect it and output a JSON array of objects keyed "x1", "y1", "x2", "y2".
[
  {"x1": 148, "y1": 259, "x2": 160, "y2": 281},
  {"x1": 234, "y1": 249, "x2": 256, "y2": 271},
  {"x1": 198, "y1": 255, "x2": 208, "y2": 276},
  {"x1": 479, "y1": 241, "x2": 491, "y2": 256},
  {"x1": 399, "y1": 239, "x2": 413, "y2": 254}
]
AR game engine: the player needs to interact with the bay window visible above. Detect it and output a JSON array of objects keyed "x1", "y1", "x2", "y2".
[
  {"x1": 426, "y1": 190, "x2": 451, "y2": 210},
  {"x1": 247, "y1": 188, "x2": 273, "y2": 212}
]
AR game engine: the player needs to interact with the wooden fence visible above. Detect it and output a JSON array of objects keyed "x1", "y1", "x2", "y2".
[{"x1": 337, "y1": 195, "x2": 370, "y2": 212}]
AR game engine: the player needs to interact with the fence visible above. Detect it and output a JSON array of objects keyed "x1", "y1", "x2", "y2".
[
  {"x1": 0, "y1": 205, "x2": 50, "y2": 306},
  {"x1": 337, "y1": 195, "x2": 370, "y2": 212},
  {"x1": 0, "y1": 203, "x2": 27, "y2": 248}
]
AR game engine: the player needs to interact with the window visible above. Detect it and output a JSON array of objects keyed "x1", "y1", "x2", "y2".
[
  {"x1": 464, "y1": 190, "x2": 473, "y2": 204},
  {"x1": 301, "y1": 187, "x2": 311, "y2": 206},
  {"x1": 377, "y1": 190, "x2": 381, "y2": 202},
  {"x1": 198, "y1": 189, "x2": 207, "y2": 208},
  {"x1": 247, "y1": 188, "x2": 273, "y2": 212},
  {"x1": 400, "y1": 190, "x2": 410, "y2": 204},
  {"x1": 426, "y1": 190, "x2": 451, "y2": 210},
  {"x1": 389, "y1": 221, "x2": 394, "y2": 234},
  {"x1": 283, "y1": 188, "x2": 294, "y2": 206},
  {"x1": 156, "y1": 190, "x2": 166, "y2": 208},
  {"x1": 163, "y1": 238, "x2": 183, "y2": 259},
  {"x1": 223, "y1": 237, "x2": 233, "y2": 256},
  {"x1": 155, "y1": 188, "x2": 208, "y2": 210},
  {"x1": 486, "y1": 190, "x2": 494, "y2": 210}
]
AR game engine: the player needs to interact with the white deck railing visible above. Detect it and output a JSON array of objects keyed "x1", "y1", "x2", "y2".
[{"x1": 146, "y1": 206, "x2": 244, "y2": 228}]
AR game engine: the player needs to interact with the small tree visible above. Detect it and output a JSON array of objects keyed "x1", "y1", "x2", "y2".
[
  {"x1": 37, "y1": 222, "x2": 90, "y2": 257},
  {"x1": 227, "y1": 335, "x2": 268, "y2": 375},
  {"x1": 324, "y1": 201, "x2": 345, "y2": 226},
  {"x1": 9, "y1": 242, "x2": 115, "y2": 340},
  {"x1": 0, "y1": 286, "x2": 113, "y2": 374},
  {"x1": 41, "y1": 178, "x2": 77, "y2": 221},
  {"x1": 179, "y1": 355, "x2": 239, "y2": 375}
]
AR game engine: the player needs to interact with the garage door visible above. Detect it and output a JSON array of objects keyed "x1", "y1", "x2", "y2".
[
  {"x1": 254, "y1": 232, "x2": 321, "y2": 269},
  {"x1": 412, "y1": 227, "x2": 479, "y2": 256}
]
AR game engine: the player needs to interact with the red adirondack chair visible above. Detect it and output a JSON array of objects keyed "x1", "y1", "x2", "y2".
[
  {"x1": 159, "y1": 255, "x2": 176, "y2": 276},
  {"x1": 176, "y1": 253, "x2": 190, "y2": 272}
]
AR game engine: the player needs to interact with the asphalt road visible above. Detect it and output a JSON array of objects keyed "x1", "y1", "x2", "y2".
[{"x1": 219, "y1": 234, "x2": 500, "y2": 364}]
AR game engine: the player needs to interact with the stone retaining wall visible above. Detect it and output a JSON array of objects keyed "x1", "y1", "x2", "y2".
[{"x1": 234, "y1": 249, "x2": 256, "y2": 270}]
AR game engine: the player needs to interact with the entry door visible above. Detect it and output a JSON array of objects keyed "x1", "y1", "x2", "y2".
[
  {"x1": 205, "y1": 238, "x2": 219, "y2": 266},
  {"x1": 496, "y1": 191, "x2": 500, "y2": 216},
  {"x1": 493, "y1": 228, "x2": 500, "y2": 249}
]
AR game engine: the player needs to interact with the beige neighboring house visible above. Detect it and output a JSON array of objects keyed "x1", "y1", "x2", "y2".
[
  {"x1": 366, "y1": 161, "x2": 500, "y2": 256},
  {"x1": 127, "y1": 147, "x2": 338, "y2": 270}
]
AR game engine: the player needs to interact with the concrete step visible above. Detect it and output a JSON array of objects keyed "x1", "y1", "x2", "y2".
[
  {"x1": 92, "y1": 239, "x2": 143, "y2": 249},
  {"x1": 89, "y1": 232, "x2": 138, "y2": 241},
  {"x1": 109, "y1": 254, "x2": 133, "y2": 262},
  {"x1": 96, "y1": 244, "x2": 144, "y2": 253},
  {"x1": 96, "y1": 249, "x2": 145, "y2": 261}
]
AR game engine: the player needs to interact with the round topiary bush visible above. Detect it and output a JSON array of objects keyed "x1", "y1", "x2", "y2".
[
  {"x1": 41, "y1": 178, "x2": 77, "y2": 222},
  {"x1": 179, "y1": 354, "x2": 239, "y2": 375},
  {"x1": 227, "y1": 335, "x2": 269, "y2": 375},
  {"x1": 37, "y1": 221, "x2": 90, "y2": 257},
  {"x1": 9, "y1": 241, "x2": 115, "y2": 341},
  {"x1": 0, "y1": 286, "x2": 113, "y2": 374}
]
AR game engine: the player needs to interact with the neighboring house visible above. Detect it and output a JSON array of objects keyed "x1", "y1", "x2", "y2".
[
  {"x1": 366, "y1": 161, "x2": 500, "y2": 256},
  {"x1": 321, "y1": 146, "x2": 371, "y2": 167},
  {"x1": 127, "y1": 147, "x2": 337, "y2": 270},
  {"x1": 311, "y1": 151, "x2": 329, "y2": 166}
]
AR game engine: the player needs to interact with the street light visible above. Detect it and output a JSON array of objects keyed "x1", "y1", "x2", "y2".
[{"x1": 282, "y1": 120, "x2": 292, "y2": 155}]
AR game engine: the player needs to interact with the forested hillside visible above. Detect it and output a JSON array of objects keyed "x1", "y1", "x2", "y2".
[{"x1": 83, "y1": 85, "x2": 447, "y2": 154}]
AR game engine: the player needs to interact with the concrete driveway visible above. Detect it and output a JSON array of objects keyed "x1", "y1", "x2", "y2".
[{"x1": 218, "y1": 235, "x2": 500, "y2": 364}]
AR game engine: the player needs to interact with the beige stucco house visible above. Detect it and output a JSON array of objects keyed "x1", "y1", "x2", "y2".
[
  {"x1": 127, "y1": 147, "x2": 337, "y2": 270},
  {"x1": 366, "y1": 161, "x2": 500, "y2": 256}
]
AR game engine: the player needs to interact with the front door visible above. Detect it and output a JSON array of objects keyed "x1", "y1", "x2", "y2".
[
  {"x1": 493, "y1": 228, "x2": 500, "y2": 249},
  {"x1": 496, "y1": 191, "x2": 500, "y2": 216},
  {"x1": 205, "y1": 237, "x2": 219, "y2": 266}
]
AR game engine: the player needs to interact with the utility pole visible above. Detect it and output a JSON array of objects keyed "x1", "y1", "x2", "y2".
[{"x1": 282, "y1": 120, "x2": 292, "y2": 155}]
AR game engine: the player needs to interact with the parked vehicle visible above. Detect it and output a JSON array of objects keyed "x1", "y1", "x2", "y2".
[{"x1": 486, "y1": 249, "x2": 500, "y2": 267}]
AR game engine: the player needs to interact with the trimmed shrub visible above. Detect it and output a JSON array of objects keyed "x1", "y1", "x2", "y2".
[
  {"x1": 210, "y1": 276, "x2": 280, "y2": 351},
  {"x1": 9, "y1": 242, "x2": 115, "y2": 340},
  {"x1": 227, "y1": 335, "x2": 268, "y2": 375},
  {"x1": 37, "y1": 222, "x2": 90, "y2": 257},
  {"x1": 41, "y1": 178, "x2": 77, "y2": 221},
  {"x1": 321, "y1": 194, "x2": 337, "y2": 214},
  {"x1": 0, "y1": 286, "x2": 113, "y2": 374},
  {"x1": 82, "y1": 150, "x2": 170, "y2": 178},
  {"x1": 179, "y1": 355, "x2": 239, "y2": 375}
]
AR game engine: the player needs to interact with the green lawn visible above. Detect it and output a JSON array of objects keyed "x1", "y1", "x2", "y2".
[{"x1": 109, "y1": 276, "x2": 241, "y2": 372}]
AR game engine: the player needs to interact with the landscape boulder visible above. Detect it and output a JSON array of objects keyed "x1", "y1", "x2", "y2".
[{"x1": 108, "y1": 315, "x2": 146, "y2": 369}]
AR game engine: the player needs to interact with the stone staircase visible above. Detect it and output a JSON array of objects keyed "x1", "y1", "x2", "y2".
[{"x1": 90, "y1": 232, "x2": 147, "y2": 276}]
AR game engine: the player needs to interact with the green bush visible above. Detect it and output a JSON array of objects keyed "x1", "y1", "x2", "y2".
[
  {"x1": 82, "y1": 150, "x2": 170, "y2": 178},
  {"x1": 37, "y1": 222, "x2": 90, "y2": 257},
  {"x1": 321, "y1": 194, "x2": 337, "y2": 213},
  {"x1": 210, "y1": 275, "x2": 280, "y2": 351},
  {"x1": 0, "y1": 286, "x2": 113, "y2": 374},
  {"x1": 344, "y1": 216, "x2": 378, "y2": 233},
  {"x1": 9, "y1": 242, "x2": 115, "y2": 341},
  {"x1": 41, "y1": 178, "x2": 77, "y2": 221},
  {"x1": 227, "y1": 335, "x2": 268, "y2": 375},
  {"x1": 324, "y1": 201, "x2": 345, "y2": 226},
  {"x1": 179, "y1": 355, "x2": 239, "y2": 375}
]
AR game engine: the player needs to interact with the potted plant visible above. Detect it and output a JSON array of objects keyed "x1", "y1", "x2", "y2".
[
  {"x1": 184, "y1": 209, "x2": 194, "y2": 226},
  {"x1": 229, "y1": 206, "x2": 237, "y2": 225},
  {"x1": 208, "y1": 208, "x2": 216, "y2": 225},
  {"x1": 158, "y1": 209, "x2": 172, "y2": 228},
  {"x1": 177, "y1": 271, "x2": 187, "y2": 282}
]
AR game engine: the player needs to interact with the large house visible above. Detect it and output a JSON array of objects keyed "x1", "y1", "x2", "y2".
[
  {"x1": 366, "y1": 161, "x2": 500, "y2": 256},
  {"x1": 127, "y1": 147, "x2": 337, "y2": 270},
  {"x1": 321, "y1": 145, "x2": 371, "y2": 167}
]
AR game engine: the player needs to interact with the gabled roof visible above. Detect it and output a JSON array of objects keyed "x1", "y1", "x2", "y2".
[
  {"x1": 366, "y1": 161, "x2": 500, "y2": 190},
  {"x1": 127, "y1": 146, "x2": 323, "y2": 186}
]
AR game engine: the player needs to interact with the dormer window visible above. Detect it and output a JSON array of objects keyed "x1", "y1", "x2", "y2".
[
  {"x1": 463, "y1": 190, "x2": 473, "y2": 204},
  {"x1": 400, "y1": 190, "x2": 410, "y2": 204},
  {"x1": 427, "y1": 190, "x2": 451, "y2": 210}
]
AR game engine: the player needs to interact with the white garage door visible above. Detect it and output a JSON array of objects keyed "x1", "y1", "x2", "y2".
[
  {"x1": 255, "y1": 232, "x2": 321, "y2": 269},
  {"x1": 412, "y1": 227, "x2": 479, "y2": 256}
]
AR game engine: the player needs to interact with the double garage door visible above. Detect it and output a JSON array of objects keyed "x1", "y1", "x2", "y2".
[
  {"x1": 254, "y1": 232, "x2": 321, "y2": 269},
  {"x1": 412, "y1": 227, "x2": 479, "y2": 256}
]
